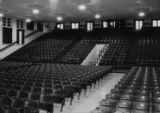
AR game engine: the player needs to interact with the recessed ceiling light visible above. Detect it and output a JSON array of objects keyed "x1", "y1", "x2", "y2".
[
  {"x1": 95, "y1": 14, "x2": 101, "y2": 19},
  {"x1": 32, "y1": 9, "x2": 40, "y2": 15},
  {"x1": 26, "y1": 18, "x2": 31, "y2": 23},
  {"x1": 138, "y1": 11, "x2": 145, "y2": 17},
  {"x1": 137, "y1": 0, "x2": 142, "y2": 4},
  {"x1": 78, "y1": 4, "x2": 86, "y2": 11},
  {"x1": 0, "y1": 13, "x2": 4, "y2": 17},
  {"x1": 57, "y1": 16, "x2": 63, "y2": 21}
]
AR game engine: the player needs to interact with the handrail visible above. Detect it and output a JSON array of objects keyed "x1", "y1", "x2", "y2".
[{"x1": 0, "y1": 30, "x2": 38, "y2": 52}]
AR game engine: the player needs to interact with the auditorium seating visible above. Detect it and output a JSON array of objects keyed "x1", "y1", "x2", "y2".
[
  {"x1": 99, "y1": 38, "x2": 129, "y2": 67},
  {"x1": 97, "y1": 66, "x2": 160, "y2": 113},
  {"x1": 3, "y1": 28, "x2": 160, "y2": 66},
  {"x1": 5, "y1": 35, "x2": 73, "y2": 62},
  {"x1": 0, "y1": 61, "x2": 112, "y2": 113},
  {"x1": 58, "y1": 39, "x2": 96, "y2": 64},
  {"x1": 136, "y1": 36, "x2": 160, "y2": 66}
]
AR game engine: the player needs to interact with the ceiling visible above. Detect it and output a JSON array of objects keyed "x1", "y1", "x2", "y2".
[{"x1": 0, "y1": 0, "x2": 160, "y2": 22}]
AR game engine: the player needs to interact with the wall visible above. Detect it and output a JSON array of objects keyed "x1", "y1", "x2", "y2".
[
  {"x1": 0, "y1": 17, "x2": 54, "y2": 46},
  {"x1": 0, "y1": 32, "x2": 43, "y2": 59},
  {"x1": 56, "y1": 18, "x2": 157, "y2": 30}
]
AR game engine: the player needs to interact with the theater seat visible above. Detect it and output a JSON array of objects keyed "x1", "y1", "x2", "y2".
[
  {"x1": 13, "y1": 98, "x2": 25, "y2": 109},
  {"x1": 0, "y1": 106, "x2": 5, "y2": 113},
  {"x1": 0, "y1": 88, "x2": 7, "y2": 97},
  {"x1": 116, "y1": 100, "x2": 133, "y2": 113},
  {"x1": 152, "y1": 103, "x2": 160, "y2": 113},
  {"x1": 132, "y1": 101, "x2": 150, "y2": 113},
  {"x1": 99, "y1": 99, "x2": 116, "y2": 113},
  {"x1": 1, "y1": 96, "x2": 12, "y2": 108},
  {"x1": 8, "y1": 89, "x2": 17, "y2": 98},
  {"x1": 19, "y1": 91, "x2": 29, "y2": 99},
  {"x1": 7, "y1": 108, "x2": 19, "y2": 113}
]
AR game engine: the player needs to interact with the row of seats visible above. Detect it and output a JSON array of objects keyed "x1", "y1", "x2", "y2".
[
  {"x1": 58, "y1": 39, "x2": 96, "y2": 64},
  {"x1": 0, "y1": 62, "x2": 112, "y2": 113},
  {"x1": 5, "y1": 35, "x2": 73, "y2": 62},
  {"x1": 136, "y1": 37, "x2": 160, "y2": 66},
  {"x1": 99, "y1": 38, "x2": 129, "y2": 67},
  {"x1": 96, "y1": 67, "x2": 160, "y2": 113}
]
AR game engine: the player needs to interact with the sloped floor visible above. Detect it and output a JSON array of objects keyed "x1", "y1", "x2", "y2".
[{"x1": 40, "y1": 73, "x2": 125, "y2": 113}]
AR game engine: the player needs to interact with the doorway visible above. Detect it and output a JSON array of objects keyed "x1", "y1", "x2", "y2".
[{"x1": 17, "y1": 29, "x2": 25, "y2": 44}]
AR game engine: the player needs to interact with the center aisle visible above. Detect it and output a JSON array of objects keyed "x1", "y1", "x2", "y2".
[{"x1": 51, "y1": 73, "x2": 125, "y2": 113}]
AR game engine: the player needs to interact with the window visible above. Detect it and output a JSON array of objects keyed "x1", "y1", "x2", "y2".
[
  {"x1": 56, "y1": 23, "x2": 64, "y2": 30},
  {"x1": 110, "y1": 21, "x2": 116, "y2": 28},
  {"x1": 17, "y1": 20, "x2": 24, "y2": 29},
  {"x1": 153, "y1": 20, "x2": 160, "y2": 27},
  {"x1": 3, "y1": 17, "x2": 11, "y2": 27},
  {"x1": 103, "y1": 21, "x2": 108, "y2": 28},
  {"x1": 27, "y1": 22, "x2": 34, "y2": 30},
  {"x1": 135, "y1": 20, "x2": 143, "y2": 30},
  {"x1": 71, "y1": 22, "x2": 79, "y2": 29},
  {"x1": 87, "y1": 22, "x2": 93, "y2": 31},
  {"x1": 158, "y1": 20, "x2": 160, "y2": 27}
]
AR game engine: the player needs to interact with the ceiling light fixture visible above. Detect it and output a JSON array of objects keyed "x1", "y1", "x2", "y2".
[
  {"x1": 78, "y1": 4, "x2": 86, "y2": 11},
  {"x1": 0, "y1": 13, "x2": 4, "y2": 17},
  {"x1": 32, "y1": 9, "x2": 40, "y2": 15},
  {"x1": 57, "y1": 16, "x2": 63, "y2": 21},
  {"x1": 137, "y1": 0, "x2": 142, "y2": 4},
  {"x1": 138, "y1": 11, "x2": 145, "y2": 17},
  {"x1": 26, "y1": 18, "x2": 31, "y2": 23},
  {"x1": 95, "y1": 14, "x2": 101, "y2": 19}
]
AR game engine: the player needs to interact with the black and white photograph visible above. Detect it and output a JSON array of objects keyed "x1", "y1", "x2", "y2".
[{"x1": 0, "y1": 0, "x2": 160, "y2": 113}]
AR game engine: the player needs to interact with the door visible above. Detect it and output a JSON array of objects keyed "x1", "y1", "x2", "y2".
[
  {"x1": 3, "y1": 27, "x2": 12, "y2": 44},
  {"x1": 17, "y1": 29, "x2": 25, "y2": 44}
]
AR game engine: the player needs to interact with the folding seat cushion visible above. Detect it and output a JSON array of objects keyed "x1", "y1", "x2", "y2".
[
  {"x1": 137, "y1": 86, "x2": 151, "y2": 91},
  {"x1": 152, "y1": 103, "x2": 160, "y2": 113},
  {"x1": 13, "y1": 98, "x2": 25, "y2": 109},
  {"x1": 114, "y1": 84, "x2": 127, "y2": 89},
  {"x1": 19, "y1": 91, "x2": 29, "y2": 99},
  {"x1": 116, "y1": 100, "x2": 133, "y2": 113},
  {"x1": 152, "y1": 96, "x2": 160, "y2": 103},
  {"x1": 1, "y1": 96, "x2": 12, "y2": 108},
  {"x1": 13, "y1": 84, "x2": 22, "y2": 90},
  {"x1": 32, "y1": 87, "x2": 42, "y2": 94},
  {"x1": 43, "y1": 88, "x2": 53, "y2": 94},
  {"x1": 136, "y1": 95, "x2": 150, "y2": 102},
  {"x1": 4, "y1": 83, "x2": 13, "y2": 89},
  {"x1": 0, "y1": 88, "x2": 7, "y2": 97},
  {"x1": 31, "y1": 93, "x2": 41, "y2": 101},
  {"x1": 120, "y1": 94, "x2": 134, "y2": 101},
  {"x1": 44, "y1": 83, "x2": 52, "y2": 88},
  {"x1": 34, "y1": 83, "x2": 42, "y2": 88},
  {"x1": 0, "y1": 106, "x2": 5, "y2": 113},
  {"x1": 22, "y1": 86, "x2": 32, "y2": 92},
  {"x1": 53, "y1": 84, "x2": 62, "y2": 90},
  {"x1": 111, "y1": 88, "x2": 124, "y2": 94},
  {"x1": 8, "y1": 89, "x2": 17, "y2": 98},
  {"x1": 106, "y1": 93, "x2": 121, "y2": 100},
  {"x1": 124, "y1": 89, "x2": 136, "y2": 95},
  {"x1": 26, "y1": 101, "x2": 39, "y2": 113},
  {"x1": 7, "y1": 108, "x2": 19, "y2": 113},
  {"x1": 99, "y1": 99, "x2": 116, "y2": 113},
  {"x1": 132, "y1": 101, "x2": 150, "y2": 113},
  {"x1": 152, "y1": 91, "x2": 160, "y2": 97},
  {"x1": 25, "y1": 81, "x2": 34, "y2": 87},
  {"x1": 136, "y1": 90, "x2": 150, "y2": 96}
]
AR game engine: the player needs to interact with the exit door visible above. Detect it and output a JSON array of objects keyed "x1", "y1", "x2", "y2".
[{"x1": 17, "y1": 29, "x2": 25, "y2": 44}]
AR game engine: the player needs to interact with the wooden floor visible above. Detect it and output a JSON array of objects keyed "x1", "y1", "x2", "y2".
[{"x1": 39, "y1": 73, "x2": 125, "y2": 113}]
